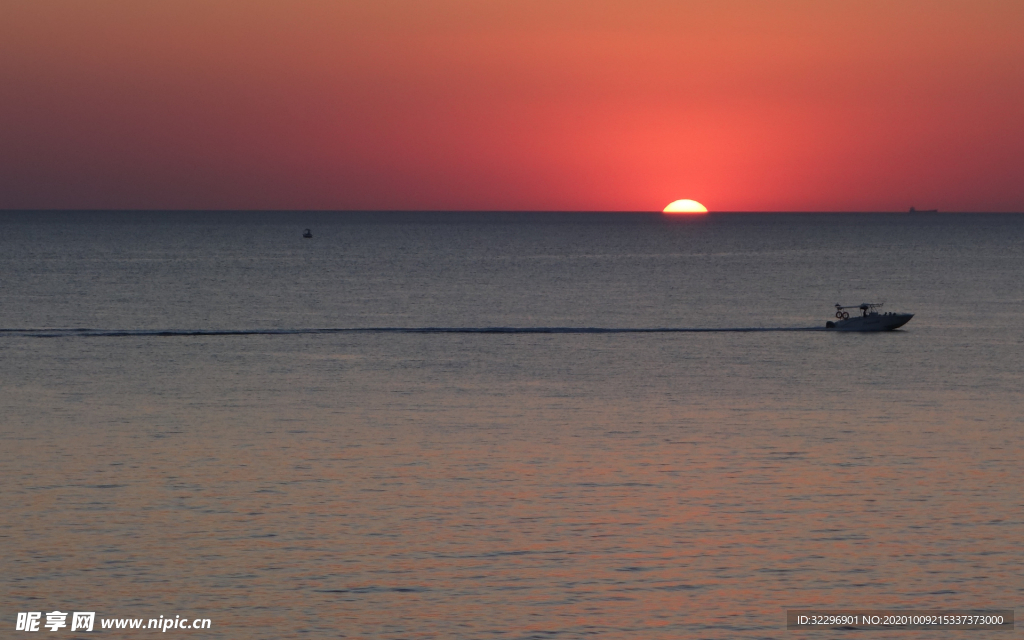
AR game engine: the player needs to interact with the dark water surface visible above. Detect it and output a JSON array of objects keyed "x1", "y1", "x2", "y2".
[{"x1": 2, "y1": 212, "x2": 1022, "y2": 638}]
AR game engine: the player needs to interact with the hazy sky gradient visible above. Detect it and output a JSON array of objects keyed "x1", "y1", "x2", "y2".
[{"x1": 2, "y1": 0, "x2": 1023, "y2": 211}]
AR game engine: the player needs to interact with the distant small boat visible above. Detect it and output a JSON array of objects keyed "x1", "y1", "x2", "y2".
[
  {"x1": 825, "y1": 303, "x2": 913, "y2": 331},
  {"x1": 303, "y1": 229, "x2": 313, "y2": 238},
  {"x1": 909, "y1": 207, "x2": 938, "y2": 213}
]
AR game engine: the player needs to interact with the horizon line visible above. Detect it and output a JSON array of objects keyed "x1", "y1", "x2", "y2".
[{"x1": 2, "y1": 209, "x2": 1021, "y2": 215}]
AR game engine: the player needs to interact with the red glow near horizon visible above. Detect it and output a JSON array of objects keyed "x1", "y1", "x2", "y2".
[{"x1": 1, "y1": 1, "x2": 1023, "y2": 211}]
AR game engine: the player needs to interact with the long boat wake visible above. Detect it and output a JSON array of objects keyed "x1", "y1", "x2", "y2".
[{"x1": 1, "y1": 326, "x2": 827, "y2": 338}]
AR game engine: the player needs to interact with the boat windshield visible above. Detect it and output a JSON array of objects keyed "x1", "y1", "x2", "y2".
[{"x1": 836, "y1": 303, "x2": 884, "y2": 316}]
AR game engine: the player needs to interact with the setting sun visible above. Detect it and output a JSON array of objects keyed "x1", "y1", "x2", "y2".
[{"x1": 662, "y1": 199, "x2": 708, "y2": 214}]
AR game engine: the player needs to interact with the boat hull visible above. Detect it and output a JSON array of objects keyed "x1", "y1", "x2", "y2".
[{"x1": 827, "y1": 313, "x2": 913, "y2": 331}]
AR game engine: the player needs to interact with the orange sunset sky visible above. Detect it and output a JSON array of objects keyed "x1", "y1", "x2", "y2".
[{"x1": 1, "y1": 0, "x2": 1022, "y2": 212}]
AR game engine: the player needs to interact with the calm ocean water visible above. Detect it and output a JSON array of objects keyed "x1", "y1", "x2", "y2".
[{"x1": 2, "y1": 212, "x2": 1021, "y2": 638}]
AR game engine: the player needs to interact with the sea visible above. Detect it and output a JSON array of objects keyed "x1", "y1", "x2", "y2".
[{"x1": 1, "y1": 211, "x2": 1021, "y2": 639}]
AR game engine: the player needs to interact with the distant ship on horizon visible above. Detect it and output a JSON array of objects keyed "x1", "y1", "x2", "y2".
[{"x1": 908, "y1": 207, "x2": 938, "y2": 213}]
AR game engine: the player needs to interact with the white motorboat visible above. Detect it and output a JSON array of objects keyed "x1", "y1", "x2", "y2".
[{"x1": 825, "y1": 303, "x2": 913, "y2": 331}]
